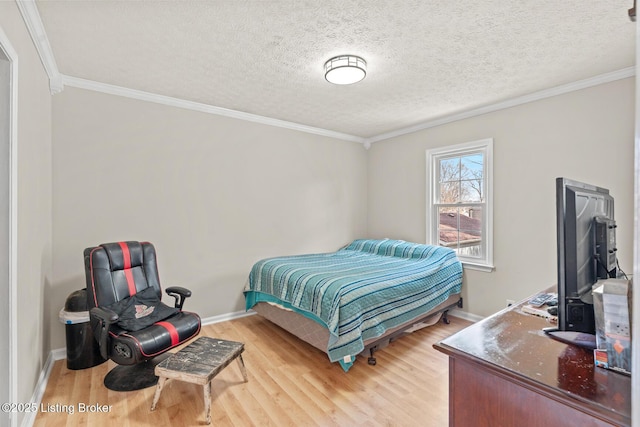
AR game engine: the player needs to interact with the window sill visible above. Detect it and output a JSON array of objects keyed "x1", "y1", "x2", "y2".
[{"x1": 461, "y1": 262, "x2": 495, "y2": 273}]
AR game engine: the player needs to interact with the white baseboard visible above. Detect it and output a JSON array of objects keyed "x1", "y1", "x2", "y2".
[
  {"x1": 20, "y1": 352, "x2": 56, "y2": 427},
  {"x1": 50, "y1": 347, "x2": 66, "y2": 361},
  {"x1": 449, "y1": 308, "x2": 484, "y2": 323},
  {"x1": 200, "y1": 309, "x2": 256, "y2": 326}
]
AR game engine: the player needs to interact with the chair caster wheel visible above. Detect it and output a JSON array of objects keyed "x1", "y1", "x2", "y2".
[{"x1": 368, "y1": 357, "x2": 377, "y2": 365}]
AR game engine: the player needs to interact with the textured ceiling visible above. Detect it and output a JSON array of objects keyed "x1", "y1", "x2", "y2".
[{"x1": 36, "y1": 0, "x2": 635, "y2": 139}]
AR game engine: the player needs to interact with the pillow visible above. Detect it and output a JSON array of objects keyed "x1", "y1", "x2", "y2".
[
  {"x1": 106, "y1": 286, "x2": 179, "y2": 332},
  {"x1": 342, "y1": 239, "x2": 441, "y2": 259}
]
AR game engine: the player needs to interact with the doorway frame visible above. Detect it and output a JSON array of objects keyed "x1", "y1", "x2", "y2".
[{"x1": 0, "y1": 25, "x2": 19, "y2": 427}]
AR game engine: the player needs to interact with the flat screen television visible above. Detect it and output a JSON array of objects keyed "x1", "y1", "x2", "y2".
[{"x1": 548, "y1": 177, "x2": 616, "y2": 344}]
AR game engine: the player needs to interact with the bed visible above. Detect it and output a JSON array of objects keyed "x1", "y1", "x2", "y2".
[{"x1": 243, "y1": 239, "x2": 463, "y2": 370}]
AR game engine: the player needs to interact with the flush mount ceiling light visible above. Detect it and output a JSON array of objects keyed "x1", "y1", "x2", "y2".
[{"x1": 324, "y1": 55, "x2": 367, "y2": 85}]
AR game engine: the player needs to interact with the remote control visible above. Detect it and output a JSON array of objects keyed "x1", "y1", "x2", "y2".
[{"x1": 528, "y1": 293, "x2": 553, "y2": 307}]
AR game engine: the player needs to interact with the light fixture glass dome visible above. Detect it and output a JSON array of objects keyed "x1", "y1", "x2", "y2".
[{"x1": 324, "y1": 55, "x2": 367, "y2": 85}]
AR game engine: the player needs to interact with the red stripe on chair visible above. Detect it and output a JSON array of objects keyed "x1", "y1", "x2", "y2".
[
  {"x1": 118, "y1": 242, "x2": 137, "y2": 296},
  {"x1": 156, "y1": 321, "x2": 180, "y2": 346},
  {"x1": 89, "y1": 247, "x2": 101, "y2": 307}
]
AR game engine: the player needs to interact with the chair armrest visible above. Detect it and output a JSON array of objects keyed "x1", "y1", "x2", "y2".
[
  {"x1": 165, "y1": 286, "x2": 192, "y2": 310},
  {"x1": 90, "y1": 306, "x2": 119, "y2": 323},
  {"x1": 89, "y1": 307, "x2": 118, "y2": 360}
]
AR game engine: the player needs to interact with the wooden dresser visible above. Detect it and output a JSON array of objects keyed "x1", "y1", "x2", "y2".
[{"x1": 434, "y1": 298, "x2": 631, "y2": 426}]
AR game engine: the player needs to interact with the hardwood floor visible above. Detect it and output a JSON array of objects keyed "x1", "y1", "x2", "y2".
[{"x1": 34, "y1": 314, "x2": 471, "y2": 427}]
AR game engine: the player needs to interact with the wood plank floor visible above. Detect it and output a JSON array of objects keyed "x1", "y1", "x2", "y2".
[{"x1": 34, "y1": 314, "x2": 471, "y2": 427}]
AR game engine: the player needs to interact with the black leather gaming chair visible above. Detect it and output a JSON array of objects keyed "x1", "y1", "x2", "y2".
[{"x1": 84, "y1": 241, "x2": 201, "y2": 391}]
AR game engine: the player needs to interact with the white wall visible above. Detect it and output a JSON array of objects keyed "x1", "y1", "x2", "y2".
[
  {"x1": 0, "y1": 4, "x2": 53, "y2": 426},
  {"x1": 367, "y1": 78, "x2": 635, "y2": 317},
  {"x1": 50, "y1": 78, "x2": 635, "y2": 348},
  {"x1": 50, "y1": 87, "x2": 368, "y2": 350}
]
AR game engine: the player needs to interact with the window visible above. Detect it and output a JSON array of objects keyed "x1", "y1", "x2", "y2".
[{"x1": 426, "y1": 139, "x2": 494, "y2": 271}]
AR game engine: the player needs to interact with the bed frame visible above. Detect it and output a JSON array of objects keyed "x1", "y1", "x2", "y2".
[{"x1": 252, "y1": 293, "x2": 463, "y2": 366}]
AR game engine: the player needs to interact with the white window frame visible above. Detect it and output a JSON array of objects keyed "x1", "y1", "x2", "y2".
[{"x1": 426, "y1": 138, "x2": 494, "y2": 272}]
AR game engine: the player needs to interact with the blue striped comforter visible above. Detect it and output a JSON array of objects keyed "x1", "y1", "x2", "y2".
[{"x1": 244, "y1": 239, "x2": 463, "y2": 369}]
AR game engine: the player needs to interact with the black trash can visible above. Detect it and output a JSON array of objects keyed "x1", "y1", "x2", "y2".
[{"x1": 60, "y1": 289, "x2": 107, "y2": 370}]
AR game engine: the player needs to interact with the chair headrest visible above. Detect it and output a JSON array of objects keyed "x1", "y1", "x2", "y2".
[{"x1": 100, "y1": 241, "x2": 145, "y2": 271}]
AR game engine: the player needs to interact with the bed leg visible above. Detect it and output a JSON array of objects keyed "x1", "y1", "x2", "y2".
[
  {"x1": 442, "y1": 297, "x2": 462, "y2": 325},
  {"x1": 368, "y1": 348, "x2": 377, "y2": 365},
  {"x1": 442, "y1": 310, "x2": 451, "y2": 325}
]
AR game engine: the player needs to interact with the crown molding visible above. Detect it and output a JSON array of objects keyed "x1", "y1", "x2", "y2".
[
  {"x1": 16, "y1": 0, "x2": 634, "y2": 147},
  {"x1": 364, "y1": 66, "x2": 636, "y2": 145},
  {"x1": 58, "y1": 66, "x2": 636, "y2": 148},
  {"x1": 15, "y1": 0, "x2": 365, "y2": 143},
  {"x1": 61, "y1": 75, "x2": 365, "y2": 144},
  {"x1": 15, "y1": 0, "x2": 63, "y2": 94}
]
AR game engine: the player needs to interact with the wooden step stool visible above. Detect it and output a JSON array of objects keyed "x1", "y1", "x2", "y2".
[{"x1": 150, "y1": 336, "x2": 248, "y2": 424}]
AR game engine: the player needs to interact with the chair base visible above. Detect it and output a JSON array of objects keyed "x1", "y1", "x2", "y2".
[{"x1": 104, "y1": 353, "x2": 171, "y2": 391}]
